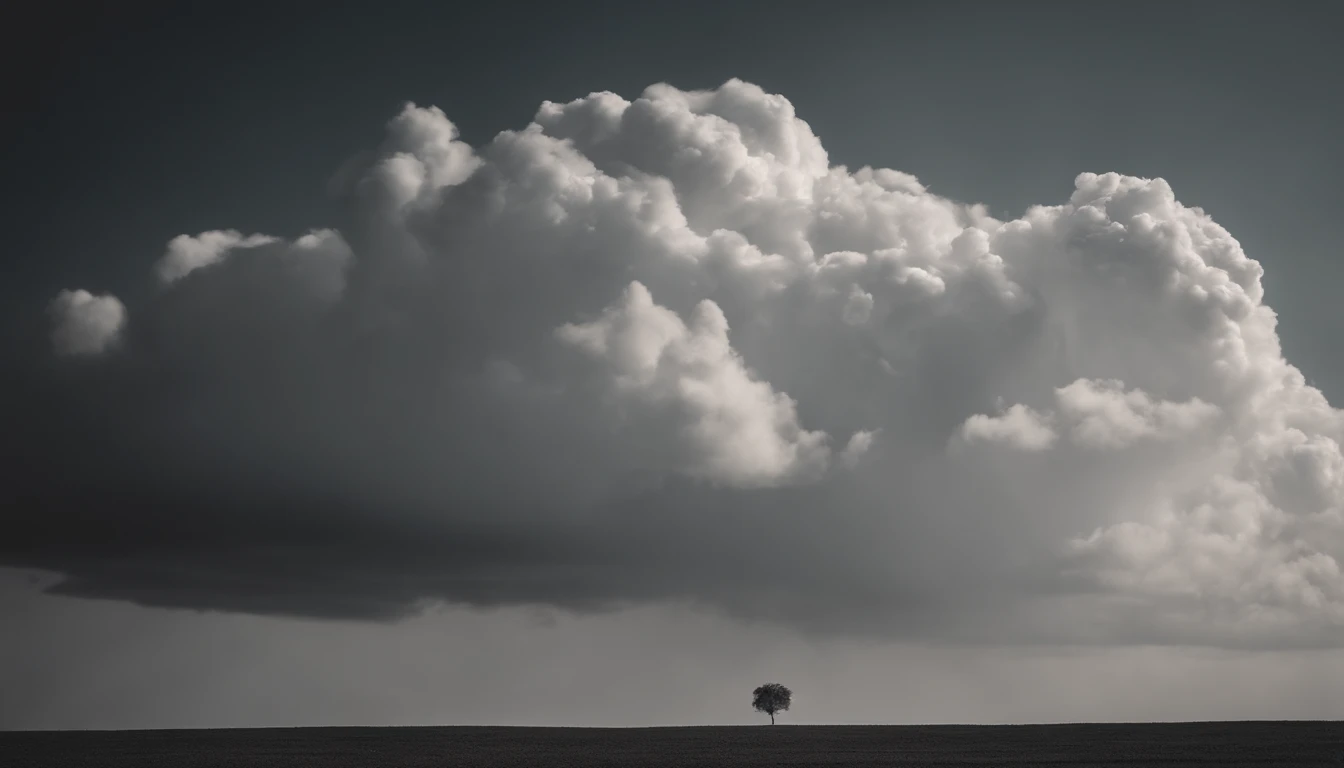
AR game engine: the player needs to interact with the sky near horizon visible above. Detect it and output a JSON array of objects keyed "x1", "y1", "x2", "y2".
[{"x1": 5, "y1": 2, "x2": 1344, "y2": 729}]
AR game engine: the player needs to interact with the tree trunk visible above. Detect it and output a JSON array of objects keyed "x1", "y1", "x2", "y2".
[{"x1": 770, "y1": 713, "x2": 775, "y2": 725}]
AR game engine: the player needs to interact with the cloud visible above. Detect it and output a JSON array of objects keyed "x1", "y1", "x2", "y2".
[
  {"x1": 840, "y1": 430, "x2": 878, "y2": 469},
  {"x1": 555, "y1": 280, "x2": 831, "y2": 488},
  {"x1": 1055, "y1": 379, "x2": 1220, "y2": 449},
  {"x1": 961, "y1": 404, "x2": 1057, "y2": 451},
  {"x1": 156, "y1": 230, "x2": 280, "y2": 284},
  {"x1": 8, "y1": 78, "x2": 1344, "y2": 648},
  {"x1": 959, "y1": 379, "x2": 1219, "y2": 452},
  {"x1": 48, "y1": 289, "x2": 126, "y2": 356}
]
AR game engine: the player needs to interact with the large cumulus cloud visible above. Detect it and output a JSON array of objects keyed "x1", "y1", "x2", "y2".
[{"x1": 8, "y1": 79, "x2": 1343, "y2": 648}]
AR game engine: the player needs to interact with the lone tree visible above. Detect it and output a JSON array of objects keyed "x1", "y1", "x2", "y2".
[{"x1": 752, "y1": 683, "x2": 792, "y2": 725}]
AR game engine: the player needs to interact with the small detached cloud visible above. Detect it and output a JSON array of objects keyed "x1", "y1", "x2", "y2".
[
  {"x1": 48, "y1": 289, "x2": 126, "y2": 357},
  {"x1": 840, "y1": 430, "x2": 878, "y2": 469},
  {"x1": 156, "y1": 230, "x2": 280, "y2": 284}
]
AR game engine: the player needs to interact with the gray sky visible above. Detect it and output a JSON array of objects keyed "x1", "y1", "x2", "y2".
[{"x1": 4, "y1": 2, "x2": 1344, "y2": 729}]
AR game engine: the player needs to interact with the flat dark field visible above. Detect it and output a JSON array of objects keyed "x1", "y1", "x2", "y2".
[{"x1": 4, "y1": 722, "x2": 1343, "y2": 767}]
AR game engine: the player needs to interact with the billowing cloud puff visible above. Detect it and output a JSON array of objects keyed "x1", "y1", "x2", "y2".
[
  {"x1": 1053, "y1": 378, "x2": 1220, "y2": 449},
  {"x1": 156, "y1": 230, "x2": 281, "y2": 284},
  {"x1": 8, "y1": 78, "x2": 1343, "y2": 649},
  {"x1": 555, "y1": 281, "x2": 831, "y2": 488},
  {"x1": 960, "y1": 379, "x2": 1219, "y2": 452},
  {"x1": 48, "y1": 289, "x2": 126, "y2": 356},
  {"x1": 839, "y1": 430, "x2": 878, "y2": 469},
  {"x1": 961, "y1": 404, "x2": 1057, "y2": 451}
]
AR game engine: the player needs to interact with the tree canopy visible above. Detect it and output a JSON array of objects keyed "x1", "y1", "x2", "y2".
[{"x1": 752, "y1": 683, "x2": 792, "y2": 724}]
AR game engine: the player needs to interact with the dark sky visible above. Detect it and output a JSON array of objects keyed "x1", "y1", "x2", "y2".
[{"x1": 4, "y1": 1, "x2": 1344, "y2": 730}]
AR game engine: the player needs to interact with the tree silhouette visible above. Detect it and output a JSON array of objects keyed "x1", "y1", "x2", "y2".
[{"x1": 752, "y1": 683, "x2": 792, "y2": 725}]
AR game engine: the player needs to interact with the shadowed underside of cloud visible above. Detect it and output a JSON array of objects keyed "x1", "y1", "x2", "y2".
[{"x1": 8, "y1": 79, "x2": 1344, "y2": 648}]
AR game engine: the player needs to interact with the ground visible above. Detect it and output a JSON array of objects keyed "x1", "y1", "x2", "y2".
[{"x1": 4, "y1": 723, "x2": 1343, "y2": 767}]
